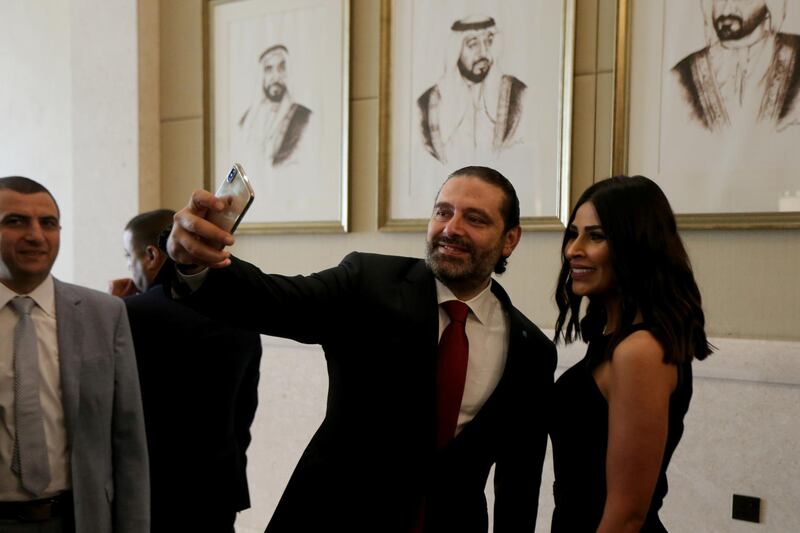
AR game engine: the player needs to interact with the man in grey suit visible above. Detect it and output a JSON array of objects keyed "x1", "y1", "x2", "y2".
[{"x1": 0, "y1": 176, "x2": 149, "y2": 533}]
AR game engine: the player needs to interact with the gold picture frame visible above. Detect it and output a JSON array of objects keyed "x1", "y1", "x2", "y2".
[
  {"x1": 204, "y1": 0, "x2": 350, "y2": 234},
  {"x1": 612, "y1": 0, "x2": 800, "y2": 229},
  {"x1": 378, "y1": 0, "x2": 576, "y2": 231}
]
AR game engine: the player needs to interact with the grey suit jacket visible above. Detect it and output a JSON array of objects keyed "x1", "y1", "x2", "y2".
[{"x1": 54, "y1": 279, "x2": 149, "y2": 533}]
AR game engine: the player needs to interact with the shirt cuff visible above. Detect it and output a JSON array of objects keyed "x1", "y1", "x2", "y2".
[{"x1": 173, "y1": 264, "x2": 209, "y2": 296}]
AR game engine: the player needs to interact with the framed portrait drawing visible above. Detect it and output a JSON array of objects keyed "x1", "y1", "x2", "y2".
[
  {"x1": 206, "y1": 0, "x2": 349, "y2": 233},
  {"x1": 378, "y1": 0, "x2": 576, "y2": 230},
  {"x1": 614, "y1": 0, "x2": 800, "y2": 228}
]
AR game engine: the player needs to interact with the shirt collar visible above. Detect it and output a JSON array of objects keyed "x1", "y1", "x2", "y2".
[
  {"x1": 434, "y1": 278, "x2": 497, "y2": 325},
  {"x1": 0, "y1": 275, "x2": 56, "y2": 317}
]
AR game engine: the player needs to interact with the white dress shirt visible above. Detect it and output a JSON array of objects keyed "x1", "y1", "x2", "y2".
[
  {"x1": 435, "y1": 279, "x2": 509, "y2": 436},
  {"x1": 0, "y1": 276, "x2": 70, "y2": 500}
]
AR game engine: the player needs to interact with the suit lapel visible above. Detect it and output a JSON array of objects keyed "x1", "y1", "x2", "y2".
[
  {"x1": 54, "y1": 279, "x2": 82, "y2": 447},
  {"x1": 400, "y1": 260, "x2": 439, "y2": 447},
  {"x1": 490, "y1": 280, "x2": 528, "y2": 369},
  {"x1": 400, "y1": 259, "x2": 439, "y2": 350}
]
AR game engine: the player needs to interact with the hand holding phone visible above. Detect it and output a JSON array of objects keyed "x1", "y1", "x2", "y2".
[
  {"x1": 168, "y1": 188, "x2": 234, "y2": 268},
  {"x1": 207, "y1": 163, "x2": 255, "y2": 234}
]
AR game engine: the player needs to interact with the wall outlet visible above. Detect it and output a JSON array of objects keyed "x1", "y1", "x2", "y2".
[{"x1": 732, "y1": 494, "x2": 760, "y2": 523}]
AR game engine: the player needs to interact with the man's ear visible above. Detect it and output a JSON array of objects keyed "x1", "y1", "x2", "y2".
[
  {"x1": 144, "y1": 244, "x2": 163, "y2": 266},
  {"x1": 502, "y1": 226, "x2": 522, "y2": 257}
]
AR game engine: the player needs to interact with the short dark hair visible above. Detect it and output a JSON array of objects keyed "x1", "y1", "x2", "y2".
[
  {"x1": 447, "y1": 166, "x2": 520, "y2": 230},
  {"x1": 0, "y1": 176, "x2": 60, "y2": 216},
  {"x1": 444, "y1": 166, "x2": 520, "y2": 274},
  {"x1": 125, "y1": 209, "x2": 175, "y2": 253},
  {"x1": 554, "y1": 175, "x2": 712, "y2": 364}
]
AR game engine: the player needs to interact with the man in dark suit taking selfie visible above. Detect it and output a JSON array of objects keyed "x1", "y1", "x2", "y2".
[{"x1": 166, "y1": 166, "x2": 556, "y2": 532}]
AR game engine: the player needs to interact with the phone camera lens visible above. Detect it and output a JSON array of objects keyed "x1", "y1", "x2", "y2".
[{"x1": 227, "y1": 169, "x2": 236, "y2": 182}]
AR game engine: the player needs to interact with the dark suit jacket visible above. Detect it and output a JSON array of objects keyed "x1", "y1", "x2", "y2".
[
  {"x1": 124, "y1": 265, "x2": 262, "y2": 531},
  {"x1": 181, "y1": 252, "x2": 556, "y2": 532}
]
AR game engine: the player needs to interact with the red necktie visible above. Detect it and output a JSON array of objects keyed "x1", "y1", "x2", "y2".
[
  {"x1": 436, "y1": 300, "x2": 470, "y2": 449},
  {"x1": 411, "y1": 301, "x2": 471, "y2": 533}
]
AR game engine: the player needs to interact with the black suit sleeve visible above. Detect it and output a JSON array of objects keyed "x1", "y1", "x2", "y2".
[
  {"x1": 181, "y1": 253, "x2": 364, "y2": 345},
  {"x1": 493, "y1": 325, "x2": 557, "y2": 532}
]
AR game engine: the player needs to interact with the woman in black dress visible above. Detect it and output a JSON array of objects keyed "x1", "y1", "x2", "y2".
[{"x1": 550, "y1": 176, "x2": 712, "y2": 532}]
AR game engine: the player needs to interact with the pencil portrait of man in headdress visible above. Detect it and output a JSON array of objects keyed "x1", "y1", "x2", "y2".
[
  {"x1": 672, "y1": 0, "x2": 800, "y2": 132},
  {"x1": 417, "y1": 15, "x2": 527, "y2": 164},
  {"x1": 212, "y1": 1, "x2": 346, "y2": 228},
  {"x1": 239, "y1": 44, "x2": 312, "y2": 167}
]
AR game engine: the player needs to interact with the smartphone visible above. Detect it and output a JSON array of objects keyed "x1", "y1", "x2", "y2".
[{"x1": 207, "y1": 163, "x2": 255, "y2": 234}]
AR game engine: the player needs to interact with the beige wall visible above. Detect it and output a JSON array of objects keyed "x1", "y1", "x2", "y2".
[{"x1": 152, "y1": 1, "x2": 800, "y2": 531}]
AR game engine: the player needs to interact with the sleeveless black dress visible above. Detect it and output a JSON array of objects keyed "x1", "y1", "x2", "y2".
[{"x1": 549, "y1": 325, "x2": 693, "y2": 532}]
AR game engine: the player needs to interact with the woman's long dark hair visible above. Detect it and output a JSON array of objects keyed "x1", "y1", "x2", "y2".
[{"x1": 554, "y1": 176, "x2": 712, "y2": 364}]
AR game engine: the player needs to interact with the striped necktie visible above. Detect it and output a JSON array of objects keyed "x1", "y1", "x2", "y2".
[{"x1": 9, "y1": 296, "x2": 51, "y2": 496}]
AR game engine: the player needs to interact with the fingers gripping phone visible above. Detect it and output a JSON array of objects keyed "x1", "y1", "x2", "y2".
[{"x1": 207, "y1": 163, "x2": 255, "y2": 235}]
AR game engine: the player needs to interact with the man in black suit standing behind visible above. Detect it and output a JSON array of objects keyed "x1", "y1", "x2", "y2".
[
  {"x1": 111, "y1": 209, "x2": 262, "y2": 533},
  {"x1": 167, "y1": 166, "x2": 556, "y2": 532}
]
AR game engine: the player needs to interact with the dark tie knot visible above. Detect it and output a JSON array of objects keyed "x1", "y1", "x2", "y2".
[
  {"x1": 442, "y1": 300, "x2": 469, "y2": 325},
  {"x1": 10, "y1": 296, "x2": 35, "y2": 317}
]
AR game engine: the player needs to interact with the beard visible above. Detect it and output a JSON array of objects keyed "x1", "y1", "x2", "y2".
[
  {"x1": 457, "y1": 57, "x2": 492, "y2": 84},
  {"x1": 264, "y1": 82, "x2": 287, "y2": 103},
  {"x1": 714, "y1": 6, "x2": 768, "y2": 41},
  {"x1": 425, "y1": 233, "x2": 503, "y2": 292}
]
